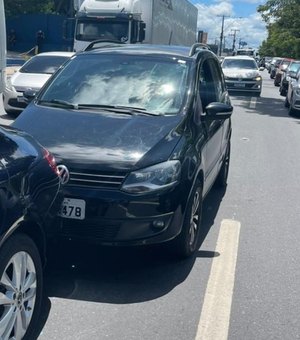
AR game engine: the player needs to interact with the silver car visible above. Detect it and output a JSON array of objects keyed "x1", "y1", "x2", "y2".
[
  {"x1": 221, "y1": 56, "x2": 263, "y2": 96},
  {"x1": 285, "y1": 68, "x2": 300, "y2": 116},
  {"x1": 3, "y1": 51, "x2": 74, "y2": 116}
]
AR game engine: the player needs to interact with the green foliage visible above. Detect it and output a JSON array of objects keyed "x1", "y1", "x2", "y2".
[
  {"x1": 257, "y1": 0, "x2": 300, "y2": 58},
  {"x1": 4, "y1": 0, "x2": 72, "y2": 17}
]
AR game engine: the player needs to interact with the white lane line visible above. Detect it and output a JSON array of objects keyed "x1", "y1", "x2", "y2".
[
  {"x1": 195, "y1": 219, "x2": 241, "y2": 340},
  {"x1": 250, "y1": 97, "x2": 257, "y2": 109}
]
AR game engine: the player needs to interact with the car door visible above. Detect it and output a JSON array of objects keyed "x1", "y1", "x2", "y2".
[{"x1": 198, "y1": 56, "x2": 225, "y2": 193}]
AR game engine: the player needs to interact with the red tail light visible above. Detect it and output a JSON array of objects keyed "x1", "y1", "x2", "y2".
[{"x1": 43, "y1": 148, "x2": 59, "y2": 175}]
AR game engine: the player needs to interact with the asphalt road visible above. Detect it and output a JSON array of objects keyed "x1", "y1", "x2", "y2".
[{"x1": 1, "y1": 71, "x2": 300, "y2": 339}]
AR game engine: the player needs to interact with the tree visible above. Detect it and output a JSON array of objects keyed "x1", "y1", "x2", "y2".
[
  {"x1": 4, "y1": 0, "x2": 73, "y2": 17},
  {"x1": 257, "y1": 0, "x2": 300, "y2": 58}
]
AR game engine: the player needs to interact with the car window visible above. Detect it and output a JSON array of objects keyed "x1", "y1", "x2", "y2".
[
  {"x1": 198, "y1": 58, "x2": 218, "y2": 111},
  {"x1": 222, "y1": 58, "x2": 257, "y2": 69},
  {"x1": 20, "y1": 55, "x2": 70, "y2": 74},
  {"x1": 289, "y1": 62, "x2": 300, "y2": 72},
  {"x1": 40, "y1": 54, "x2": 191, "y2": 116}
]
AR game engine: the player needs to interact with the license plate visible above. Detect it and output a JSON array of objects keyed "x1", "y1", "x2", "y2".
[
  {"x1": 234, "y1": 83, "x2": 245, "y2": 87},
  {"x1": 17, "y1": 96, "x2": 26, "y2": 102},
  {"x1": 59, "y1": 198, "x2": 86, "y2": 220}
]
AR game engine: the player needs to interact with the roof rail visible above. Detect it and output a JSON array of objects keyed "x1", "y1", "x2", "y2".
[
  {"x1": 189, "y1": 43, "x2": 211, "y2": 57},
  {"x1": 83, "y1": 39, "x2": 126, "y2": 51}
]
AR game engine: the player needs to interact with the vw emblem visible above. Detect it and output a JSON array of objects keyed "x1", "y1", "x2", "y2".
[{"x1": 57, "y1": 165, "x2": 70, "y2": 185}]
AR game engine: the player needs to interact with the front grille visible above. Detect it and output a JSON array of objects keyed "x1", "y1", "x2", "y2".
[
  {"x1": 68, "y1": 169, "x2": 127, "y2": 189},
  {"x1": 8, "y1": 98, "x2": 27, "y2": 108},
  {"x1": 226, "y1": 77, "x2": 254, "y2": 81},
  {"x1": 62, "y1": 219, "x2": 120, "y2": 240}
]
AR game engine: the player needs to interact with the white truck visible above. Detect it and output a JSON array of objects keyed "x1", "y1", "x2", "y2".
[
  {"x1": 0, "y1": 0, "x2": 6, "y2": 94},
  {"x1": 73, "y1": 0, "x2": 198, "y2": 51}
]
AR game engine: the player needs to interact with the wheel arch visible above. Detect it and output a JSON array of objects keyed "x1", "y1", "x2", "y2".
[{"x1": 0, "y1": 217, "x2": 46, "y2": 267}]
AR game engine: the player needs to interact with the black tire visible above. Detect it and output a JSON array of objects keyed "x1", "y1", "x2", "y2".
[
  {"x1": 0, "y1": 233, "x2": 43, "y2": 340},
  {"x1": 171, "y1": 180, "x2": 203, "y2": 259},
  {"x1": 284, "y1": 97, "x2": 290, "y2": 108},
  {"x1": 215, "y1": 142, "x2": 231, "y2": 188},
  {"x1": 288, "y1": 103, "x2": 300, "y2": 116},
  {"x1": 280, "y1": 88, "x2": 286, "y2": 96}
]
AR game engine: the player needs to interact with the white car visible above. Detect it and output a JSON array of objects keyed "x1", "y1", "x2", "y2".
[
  {"x1": 3, "y1": 51, "x2": 74, "y2": 115},
  {"x1": 221, "y1": 56, "x2": 263, "y2": 97}
]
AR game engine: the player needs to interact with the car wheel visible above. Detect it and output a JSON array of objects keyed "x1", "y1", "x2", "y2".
[
  {"x1": 280, "y1": 88, "x2": 286, "y2": 96},
  {"x1": 284, "y1": 97, "x2": 290, "y2": 108},
  {"x1": 215, "y1": 142, "x2": 231, "y2": 188},
  {"x1": 172, "y1": 180, "x2": 203, "y2": 259},
  {"x1": 0, "y1": 233, "x2": 43, "y2": 340}
]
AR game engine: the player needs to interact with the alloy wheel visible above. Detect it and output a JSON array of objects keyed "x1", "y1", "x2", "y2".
[{"x1": 0, "y1": 251, "x2": 37, "y2": 340}]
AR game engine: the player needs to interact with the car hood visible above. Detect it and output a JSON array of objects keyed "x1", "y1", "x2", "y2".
[
  {"x1": 13, "y1": 104, "x2": 184, "y2": 171},
  {"x1": 11, "y1": 72, "x2": 51, "y2": 91},
  {"x1": 222, "y1": 68, "x2": 260, "y2": 78}
]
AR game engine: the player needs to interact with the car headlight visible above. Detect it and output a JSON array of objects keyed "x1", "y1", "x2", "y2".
[
  {"x1": 295, "y1": 88, "x2": 300, "y2": 96},
  {"x1": 253, "y1": 76, "x2": 262, "y2": 81},
  {"x1": 121, "y1": 160, "x2": 181, "y2": 194}
]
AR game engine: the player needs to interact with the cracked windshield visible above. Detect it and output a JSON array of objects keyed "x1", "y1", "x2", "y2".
[{"x1": 41, "y1": 55, "x2": 190, "y2": 115}]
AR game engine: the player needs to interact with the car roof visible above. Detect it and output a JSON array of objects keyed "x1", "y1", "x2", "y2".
[
  {"x1": 34, "y1": 51, "x2": 75, "y2": 57},
  {"x1": 223, "y1": 55, "x2": 256, "y2": 60},
  {"x1": 78, "y1": 43, "x2": 215, "y2": 60}
]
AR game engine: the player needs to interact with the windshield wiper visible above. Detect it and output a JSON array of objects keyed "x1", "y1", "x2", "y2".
[
  {"x1": 75, "y1": 104, "x2": 163, "y2": 116},
  {"x1": 38, "y1": 99, "x2": 78, "y2": 109}
]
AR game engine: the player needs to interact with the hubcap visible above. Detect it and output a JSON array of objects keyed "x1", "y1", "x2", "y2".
[
  {"x1": 0, "y1": 251, "x2": 37, "y2": 340},
  {"x1": 189, "y1": 190, "x2": 200, "y2": 246}
]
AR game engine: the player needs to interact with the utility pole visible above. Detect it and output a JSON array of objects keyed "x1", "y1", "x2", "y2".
[
  {"x1": 230, "y1": 29, "x2": 240, "y2": 53},
  {"x1": 218, "y1": 15, "x2": 229, "y2": 57}
]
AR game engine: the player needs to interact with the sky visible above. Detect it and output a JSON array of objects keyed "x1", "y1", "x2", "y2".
[{"x1": 190, "y1": 0, "x2": 267, "y2": 50}]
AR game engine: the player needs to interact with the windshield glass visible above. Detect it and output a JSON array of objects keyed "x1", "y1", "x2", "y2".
[
  {"x1": 236, "y1": 50, "x2": 255, "y2": 56},
  {"x1": 222, "y1": 58, "x2": 257, "y2": 69},
  {"x1": 289, "y1": 62, "x2": 300, "y2": 72},
  {"x1": 76, "y1": 20, "x2": 129, "y2": 42},
  {"x1": 20, "y1": 55, "x2": 70, "y2": 74},
  {"x1": 39, "y1": 54, "x2": 190, "y2": 116}
]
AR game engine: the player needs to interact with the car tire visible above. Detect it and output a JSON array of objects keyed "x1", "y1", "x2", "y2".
[
  {"x1": 280, "y1": 88, "x2": 286, "y2": 96},
  {"x1": 288, "y1": 103, "x2": 300, "y2": 116},
  {"x1": 284, "y1": 97, "x2": 290, "y2": 108},
  {"x1": 215, "y1": 142, "x2": 231, "y2": 188},
  {"x1": 171, "y1": 180, "x2": 203, "y2": 259},
  {"x1": 0, "y1": 233, "x2": 43, "y2": 340}
]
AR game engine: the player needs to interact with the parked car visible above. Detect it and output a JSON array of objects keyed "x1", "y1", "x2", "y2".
[
  {"x1": 13, "y1": 43, "x2": 233, "y2": 259},
  {"x1": 0, "y1": 125, "x2": 65, "y2": 339},
  {"x1": 6, "y1": 54, "x2": 26, "y2": 77},
  {"x1": 279, "y1": 60, "x2": 300, "y2": 96},
  {"x1": 260, "y1": 56, "x2": 272, "y2": 69},
  {"x1": 284, "y1": 68, "x2": 300, "y2": 116},
  {"x1": 270, "y1": 57, "x2": 283, "y2": 79},
  {"x1": 3, "y1": 51, "x2": 74, "y2": 116},
  {"x1": 221, "y1": 55, "x2": 263, "y2": 96},
  {"x1": 273, "y1": 58, "x2": 294, "y2": 86}
]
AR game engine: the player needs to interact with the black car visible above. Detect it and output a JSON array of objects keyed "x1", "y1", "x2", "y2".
[
  {"x1": 13, "y1": 43, "x2": 232, "y2": 259},
  {"x1": 0, "y1": 125, "x2": 64, "y2": 339}
]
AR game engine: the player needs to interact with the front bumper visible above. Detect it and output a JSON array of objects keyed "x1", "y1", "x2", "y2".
[
  {"x1": 50, "y1": 184, "x2": 187, "y2": 246},
  {"x1": 225, "y1": 79, "x2": 262, "y2": 93},
  {"x1": 3, "y1": 88, "x2": 27, "y2": 113}
]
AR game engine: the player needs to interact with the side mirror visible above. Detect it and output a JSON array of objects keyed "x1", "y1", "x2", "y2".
[
  {"x1": 203, "y1": 102, "x2": 233, "y2": 120},
  {"x1": 23, "y1": 89, "x2": 38, "y2": 104},
  {"x1": 289, "y1": 71, "x2": 297, "y2": 79}
]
